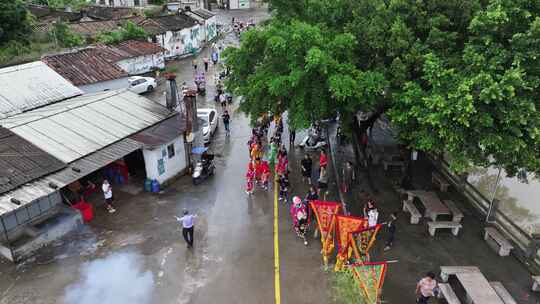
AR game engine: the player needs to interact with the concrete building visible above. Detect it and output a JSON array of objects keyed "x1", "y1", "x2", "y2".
[
  {"x1": 132, "y1": 114, "x2": 188, "y2": 184},
  {"x1": 140, "y1": 14, "x2": 203, "y2": 59},
  {"x1": 0, "y1": 90, "x2": 187, "y2": 262},
  {"x1": 184, "y1": 8, "x2": 218, "y2": 43},
  {"x1": 42, "y1": 41, "x2": 166, "y2": 93}
]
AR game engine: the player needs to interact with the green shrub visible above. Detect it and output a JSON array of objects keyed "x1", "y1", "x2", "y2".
[{"x1": 331, "y1": 269, "x2": 368, "y2": 304}]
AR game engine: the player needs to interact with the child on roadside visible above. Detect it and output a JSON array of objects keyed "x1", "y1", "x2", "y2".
[
  {"x1": 278, "y1": 172, "x2": 289, "y2": 202},
  {"x1": 246, "y1": 162, "x2": 255, "y2": 195},
  {"x1": 384, "y1": 212, "x2": 398, "y2": 251}
]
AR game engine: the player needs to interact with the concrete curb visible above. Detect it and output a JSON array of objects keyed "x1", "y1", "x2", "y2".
[{"x1": 325, "y1": 122, "x2": 348, "y2": 214}]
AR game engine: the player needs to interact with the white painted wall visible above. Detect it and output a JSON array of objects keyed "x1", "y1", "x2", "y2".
[
  {"x1": 116, "y1": 54, "x2": 165, "y2": 75},
  {"x1": 79, "y1": 77, "x2": 129, "y2": 94},
  {"x1": 155, "y1": 24, "x2": 204, "y2": 59},
  {"x1": 229, "y1": 0, "x2": 250, "y2": 9},
  {"x1": 143, "y1": 136, "x2": 187, "y2": 184}
]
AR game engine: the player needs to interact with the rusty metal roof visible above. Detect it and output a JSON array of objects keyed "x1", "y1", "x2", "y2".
[
  {"x1": 0, "y1": 127, "x2": 66, "y2": 195},
  {"x1": 42, "y1": 47, "x2": 128, "y2": 86},
  {"x1": 112, "y1": 40, "x2": 167, "y2": 58},
  {"x1": 0, "y1": 61, "x2": 83, "y2": 119},
  {"x1": 0, "y1": 90, "x2": 174, "y2": 164},
  {"x1": 146, "y1": 14, "x2": 198, "y2": 33},
  {"x1": 67, "y1": 16, "x2": 145, "y2": 37}
]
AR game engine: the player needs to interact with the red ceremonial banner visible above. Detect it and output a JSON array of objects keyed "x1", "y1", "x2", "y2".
[
  {"x1": 310, "y1": 201, "x2": 341, "y2": 233},
  {"x1": 335, "y1": 215, "x2": 367, "y2": 254},
  {"x1": 350, "y1": 262, "x2": 388, "y2": 303}
]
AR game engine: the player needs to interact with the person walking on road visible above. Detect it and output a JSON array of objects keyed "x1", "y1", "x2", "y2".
[
  {"x1": 300, "y1": 154, "x2": 313, "y2": 184},
  {"x1": 203, "y1": 57, "x2": 209, "y2": 71},
  {"x1": 319, "y1": 150, "x2": 328, "y2": 169},
  {"x1": 101, "y1": 179, "x2": 116, "y2": 213},
  {"x1": 384, "y1": 212, "x2": 398, "y2": 251},
  {"x1": 289, "y1": 128, "x2": 296, "y2": 146},
  {"x1": 290, "y1": 196, "x2": 308, "y2": 245},
  {"x1": 342, "y1": 161, "x2": 355, "y2": 193},
  {"x1": 416, "y1": 272, "x2": 438, "y2": 304},
  {"x1": 278, "y1": 172, "x2": 289, "y2": 202},
  {"x1": 246, "y1": 162, "x2": 256, "y2": 195},
  {"x1": 176, "y1": 210, "x2": 197, "y2": 248},
  {"x1": 211, "y1": 51, "x2": 219, "y2": 65},
  {"x1": 317, "y1": 166, "x2": 328, "y2": 200},
  {"x1": 192, "y1": 59, "x2": 197, "y2": 71},
  {"x1": 222, "y1": 110, "x2": 230, "y2": 135}
]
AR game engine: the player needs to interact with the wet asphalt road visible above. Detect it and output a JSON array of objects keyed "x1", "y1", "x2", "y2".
[{"x1": 0, "y1": 6, "x2": 331, "y2": 304}]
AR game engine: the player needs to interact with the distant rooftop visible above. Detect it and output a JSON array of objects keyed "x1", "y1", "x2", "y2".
[{"x1": 0, "y1": 61, "x2": 83, "y2": 119}]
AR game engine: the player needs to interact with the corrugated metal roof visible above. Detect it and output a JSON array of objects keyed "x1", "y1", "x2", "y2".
[
  {"x1": 131, "y1": 113, "x2": 186, "y2": 147},
  {"x1": 42, "y1": 47, "x2": 128, "y2": 86},
  {"x1": 0, "y1": 61, "x2": 83, "y2": 119},
  {"x1": 0, "y1": 138, "x2": 142, "y2": 215},
  {"x1": 0, "y1": 90, "x2": 174, "y2": 164},
  {"x1": 0, "y1": 127, "x2": 66, "y2": 195}
]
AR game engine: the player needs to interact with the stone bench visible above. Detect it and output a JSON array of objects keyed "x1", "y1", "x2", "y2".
[
  {"x1": 444, "y1": 200, "x2": 464, "y2": 223},
  {"x1": 402, "y1": 199, "x2": 421, "y2": 224},
  {"x1": 428, "y1": 221, "x2": 462, "y2": 237},
  {"x1": 489, "y1": 281, "x2": 516, "y2": 304},
  {"x1": 440, "y1": 266, "x2": 480, "y2": 282},
  {"x1": 437, "y1": 283, "x2": 461, "y2": 304},
  {"x1": 531, "y1": 276, "x2": 540, "y2": 291},
  {"x1": 484, "y1": 227, "x2": 514, "y2": 256},
  {"x1": 432, "y1": 171, "x2": 450, "y2": 192}
]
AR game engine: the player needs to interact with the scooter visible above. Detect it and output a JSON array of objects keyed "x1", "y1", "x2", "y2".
[
  {"x1": 299, "y1": 125, "x2": 327, "y2": 150},
  {"x1": 194, "y1": 74, "x2": 206, "y2": 95},
  {"x1": 191, "y1": 147, "x2": 215, "y2": 185}
]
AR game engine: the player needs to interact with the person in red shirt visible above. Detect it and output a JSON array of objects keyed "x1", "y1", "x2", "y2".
[
  {"x1": 260, "y1": 160, "x2": 271, "y2": 190},
  {"x1": 254, "y1": 158, "x2": 263, "y2": 185},
  {"x1": 319, "y1": 150, "x2": 328, "y2": 169}
]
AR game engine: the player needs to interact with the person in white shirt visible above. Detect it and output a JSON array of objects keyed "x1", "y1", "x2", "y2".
[
  {"x1": 176, "y1": 210, "x2": 197, "y2": 247},
  {"x1": 102, "y1": 179, "x2": 116, "y2": 213}
]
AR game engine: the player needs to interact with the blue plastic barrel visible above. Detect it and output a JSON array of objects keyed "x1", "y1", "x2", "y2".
[{"x1": 151, "y1": 180, "x2": 160, "y2": 193}]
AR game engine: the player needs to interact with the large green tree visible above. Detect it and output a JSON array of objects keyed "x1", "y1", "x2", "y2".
[
  {"x1": 0, "y1": 0, "x2": 33, "y2": 45},
  {"x1": 224, "y1": 0, "x2": 540, "y2": 175}
]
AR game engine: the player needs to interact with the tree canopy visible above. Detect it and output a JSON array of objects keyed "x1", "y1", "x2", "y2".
[
  {"x1": 224, "y1": 0, "x2": 540, "y2": 175},
  {"x1": 0, "y1": 0, "x2": 33, "y2": 45}
]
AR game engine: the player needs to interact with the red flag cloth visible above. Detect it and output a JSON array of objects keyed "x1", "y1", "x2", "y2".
[
  {"x1": 310, "y1": 201, "x2": 341, "y2": 233},
  {"x1": 335, "y1": 215, "x2": 367, "y2": 255}
]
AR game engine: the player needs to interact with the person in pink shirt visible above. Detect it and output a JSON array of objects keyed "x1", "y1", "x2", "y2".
[
  {"x1": 319, "y1": 150, "x2": 328, "y2": 169},
  {"x1": 245, "y1": 162, "x2": 255, "y2": 195},
  {"x1": 416, "y1": 272, "x2": 438, "y2": 303}
]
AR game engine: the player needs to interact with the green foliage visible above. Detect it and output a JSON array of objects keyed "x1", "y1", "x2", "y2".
[
  {"x1": 227, "y1": 0, "x2": 540, "y2": 176},
  {"x1": 331, "y1": 269, "x2": 367, "y2": 304},
  {"x1": 144, "y1": 7, "x2": 163, "y2": 18},
  {"x1": 96, "y1": 21, "x2": 147, "y2": 44},
  {"x1": 50, "y1": 21, "x2": 84, "y2": 47},
  {"x1": 0, "y1": 0, "x2": 33, "y2": 45}
]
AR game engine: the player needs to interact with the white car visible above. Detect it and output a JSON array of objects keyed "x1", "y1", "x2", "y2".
[
  {"x1": 128, "y1": 76, "x2": 156, "y2": 94},
  {"x1": 197, "y1": 108, "x2": 218, "y2": 143}
]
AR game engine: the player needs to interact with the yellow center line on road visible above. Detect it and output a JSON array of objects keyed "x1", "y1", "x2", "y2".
[{"x1": 273, "y1": 176, "x2": 281, "y2": 304}]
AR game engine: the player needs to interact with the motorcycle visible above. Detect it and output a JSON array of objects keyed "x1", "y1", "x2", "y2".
[
  {"x1": 299, "y1": 123, "x2": 327, "y2": 150},
  {"x1": 192, "y1": 147, "x2": 215, "y2": 185},
  {"x1": 194, "y1": 74, "x2": 206, "y2": 95}
]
